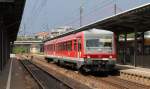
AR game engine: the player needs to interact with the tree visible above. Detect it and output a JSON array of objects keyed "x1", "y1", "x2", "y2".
[{"x1": 13, "y1": 46, "x2": 28, "y2": 54}]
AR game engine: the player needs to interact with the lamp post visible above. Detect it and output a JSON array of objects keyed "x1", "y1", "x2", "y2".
[
  {"x1": 114, "y1": 0, "x2": 117, "y2": 15},
  {"x1": 80, "y1": 0, "x2": 84, "y2": 27}
]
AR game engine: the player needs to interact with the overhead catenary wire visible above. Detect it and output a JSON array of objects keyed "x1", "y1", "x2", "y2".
[
  {"x1": 66, "y1": 0, "x2": 124, "y2": 27},
  {"x1": 83, "y1": 0, "x2": 114, "y2": 19},
  {"x1": 29, "y1": 0, "x2": 47, "y2": 25},
  {"x1": 84, "y1": 4, "x2": 114, "y2": 24},
  {"x1": 64, "y1": 0, "x2": 114, "y2": 27},
  {"x1": 63, "y1": 0, "x2": 110, "y2": 26},
  {"x1": 21, "y1": 0, "x2": 120, "y2": 34},
  {"x1": 22, "y1": 0, "x2": 48, "y2": 35}
]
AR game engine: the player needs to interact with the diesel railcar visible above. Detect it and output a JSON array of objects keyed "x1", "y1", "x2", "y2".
[{"x1": 44, "y1": 29, "x2": 116, "y2": 72}]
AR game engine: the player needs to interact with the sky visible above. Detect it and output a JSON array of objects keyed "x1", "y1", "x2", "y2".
[{"x1": 19, "y1": 0, "x2": 150, "y2": 36}]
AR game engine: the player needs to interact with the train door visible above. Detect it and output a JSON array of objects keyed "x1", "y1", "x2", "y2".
[
  {"x1": 74, "y1": 39, "x2": 77, "y2": 58},
  {"x1": 77, "y1": 38, "x2": 82, "y2": 58}
]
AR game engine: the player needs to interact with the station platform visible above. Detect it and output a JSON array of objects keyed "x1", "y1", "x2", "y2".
[
  {"x1": 116, "y1": 64, "x2": 150, "y2": 86},
  {"x1": 0, "y1": 58, "x2": 39, "y2": 89}
]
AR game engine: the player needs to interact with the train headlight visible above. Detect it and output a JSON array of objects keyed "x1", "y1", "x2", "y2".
[
  {"x1": 98, "y1": 48, "x2": 102, "y2": 51},
  {"x1": 87, "y1": 56, "x2": 90, "y2": 58},
  {"x1": 109, "y1": 56, "x2": 112, "y2": 58}
]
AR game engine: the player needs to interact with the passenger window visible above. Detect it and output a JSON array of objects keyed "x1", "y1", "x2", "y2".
[
  {"x1": 78, "y1": 39, "x2": 81, "y2": 51},
  {"x1": 67, "y1": 41, "x2": 72, "y2": 51}
]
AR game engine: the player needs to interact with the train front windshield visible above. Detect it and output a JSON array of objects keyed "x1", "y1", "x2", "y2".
[{"x1": 85, "y1": 35, "x2": 113, "y2": 53}]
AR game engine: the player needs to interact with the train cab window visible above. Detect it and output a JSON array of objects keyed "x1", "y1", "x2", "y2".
[
  {"x1": 104, "y1": 42, "x2": 112, "y2": 47},
  {"x1": 86, "y1": 39, "x2": 99, "y2": 47}
]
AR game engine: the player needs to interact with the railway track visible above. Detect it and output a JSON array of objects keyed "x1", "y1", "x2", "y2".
[
  {"x1": 45, "y1": 61, "x2": 150, "y2": 89},
  {"x1": 21, "y1": 57, "x2": 150, "y2": 89},
  {"x1": 39, "y1": 59, "x2": 149, "y2": 89},
  {"x1": 20, "y1": 59, "x2": 72, "y2": 89}
]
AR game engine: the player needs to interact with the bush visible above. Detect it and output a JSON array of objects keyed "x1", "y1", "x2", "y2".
[{"x1": 13, "y1": 46, "x2": 28, "y2": 54}]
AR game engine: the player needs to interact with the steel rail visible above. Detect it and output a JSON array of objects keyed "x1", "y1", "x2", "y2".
[{"x1": 20, "y1": 60, "x2": 72, "y2": 89}]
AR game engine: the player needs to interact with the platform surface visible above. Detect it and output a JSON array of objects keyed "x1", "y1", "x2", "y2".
[
  {"x1": 117, "y1": 64, "x2": 150, "y2": 77},
  {"x1": 0, "y1": 58, "x2": 39, "y2": 89}
]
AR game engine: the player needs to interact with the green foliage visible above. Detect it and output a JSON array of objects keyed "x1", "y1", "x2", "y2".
[{"x1": 13, "y1": 46, "x2": 28, "y2": 54}]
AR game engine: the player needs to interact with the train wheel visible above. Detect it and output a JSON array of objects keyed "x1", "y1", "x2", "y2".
[
  {"x1": 45, "y1": 58, "x2": 49, "y2": 63},
  {"x1": 79, "y1": 66, "x2": 90, "y2": 75},
  {"x1": 56, "y1": 60, "x2": 60, "y2": 66}
]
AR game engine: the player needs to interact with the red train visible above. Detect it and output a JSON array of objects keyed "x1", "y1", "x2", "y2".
[{"x1": 44, "y1": 29, "x2": 116, "y2": 72}]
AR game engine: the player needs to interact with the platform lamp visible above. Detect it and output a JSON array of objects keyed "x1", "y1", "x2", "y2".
[
  {"x1": 80, "y1": 0, "x2": 85, "y2": 27},
  {"x1": 114, "y1": 0, "x2": 117, "y2": 15}
]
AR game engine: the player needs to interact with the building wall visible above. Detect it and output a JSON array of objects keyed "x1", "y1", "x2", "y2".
[{"x1": 30, "y1": 44, "x2": 41, "y2": 53}]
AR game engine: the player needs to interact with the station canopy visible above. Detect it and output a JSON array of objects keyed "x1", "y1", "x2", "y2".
[
  {"x1": 0, "y1": 0, "x2": 25, "y2": 41},
  {"x1": 74, "y1": 3, "x2": 150, "y2": 33},
  {"x1": 45, "y1": 3, "x2": 150, "y2": 42}
]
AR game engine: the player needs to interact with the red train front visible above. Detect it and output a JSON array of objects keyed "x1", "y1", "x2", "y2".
[{"x1": 44, "y1": 29, "x2": 116, "y2": 72}]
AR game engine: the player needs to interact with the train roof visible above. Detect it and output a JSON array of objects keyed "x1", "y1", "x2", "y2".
[
  {"x1": 45, "y1": 29, "x2": 113, "y2": 43},
  {"x1": 84, "y1": 29, "x2": 113, "y2": 35}
]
